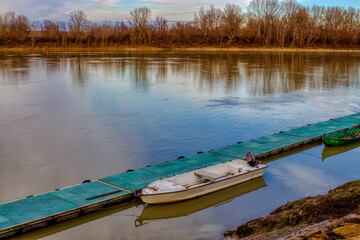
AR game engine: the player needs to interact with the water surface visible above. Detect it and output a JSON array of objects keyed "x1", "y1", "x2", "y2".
[{"x1": 0, "y1": 51, "x2": 359, "y2": 239}]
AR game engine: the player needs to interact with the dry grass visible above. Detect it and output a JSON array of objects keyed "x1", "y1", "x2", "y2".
[
  {"x1": 1, "y1": 46, "x2": 360, "y2": 53},
  {"x1": 0, "y1": 46, "x2": 162, "y2": 52}
]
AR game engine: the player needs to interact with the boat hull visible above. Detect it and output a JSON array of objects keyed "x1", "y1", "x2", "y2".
[
  {"x1": 323, "y1": 136, "x2": 357, "y2": 146},
  {"x1": 323, "y1": 127, "x2": 360, "y2": 146},
  {"x1": 140, "y1": 167, "x2": 266, "y2": 204}
]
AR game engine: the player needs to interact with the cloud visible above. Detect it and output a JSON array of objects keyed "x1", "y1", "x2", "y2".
[
  {"x1": 298, "y1": 0, "x2": 360, "y2": 8},
  {"x1": 143, "y1": 0, "x2": 215, "y2": 4},
  {"x1": 1, "y1": 0, "x2": 358, "y2": 21},
  {"x1": 0, "y1": 0, "x2": 65, "y2": 20},
  {"x1": 152, "y1": 6, "x2": 200, "y2": 20},
  {"x1": 269, "y1": 163, "x2": 338, "y2": 196},
  {"x1": 0, "y1": 0, "x2": 106, "y2": 20},
  {"x1": 0, "y1": 0, "x2": 127, "y2": 21},
  {"x1": 144, "y1": 0, "x2": 251, "y2": 20}
]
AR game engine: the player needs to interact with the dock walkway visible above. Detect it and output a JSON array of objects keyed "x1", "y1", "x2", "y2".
[{"x1": 1, "y1": 113, "x2": 360, "y2": 238}]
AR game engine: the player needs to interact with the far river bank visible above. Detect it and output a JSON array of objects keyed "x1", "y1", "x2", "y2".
[{"x1": 2, "y1": 46, "x2": 360, "y2": 53}]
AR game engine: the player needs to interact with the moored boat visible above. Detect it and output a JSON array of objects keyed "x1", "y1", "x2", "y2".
[
  {"x1": 322, "y1": 127, "x2": 360, "y2": 146},
  {"x1": 135, "y1": 177, "x2": 266, "y2": 226},
  {"x1": 140, "y1": 152, "x2": 267, "y2": 204}
]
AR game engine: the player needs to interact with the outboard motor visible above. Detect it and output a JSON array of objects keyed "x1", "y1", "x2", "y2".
[{"x1": 246, "y1": 152, "x2": 260, "y2": 167}]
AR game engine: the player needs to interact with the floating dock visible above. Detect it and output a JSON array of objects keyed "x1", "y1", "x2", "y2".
[{"x1": 1, "y1": 113, "x2": 360, "y2": 239}]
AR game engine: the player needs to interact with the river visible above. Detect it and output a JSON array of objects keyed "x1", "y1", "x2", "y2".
[{"x1": 0, "y1": 51, "x2": 359, "y2": 239}]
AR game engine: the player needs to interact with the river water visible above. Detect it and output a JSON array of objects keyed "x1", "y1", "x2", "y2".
[{"x1": 0, "y1": 51, "x2": 359, "y2": 239}]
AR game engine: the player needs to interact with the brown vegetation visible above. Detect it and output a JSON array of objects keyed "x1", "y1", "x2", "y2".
[
  {"x1": 223, "y1": 180, "x2": 360, "y2": 240},
  {"x1": 1, "y1": 0, "x2": 360, "y2": 49}
]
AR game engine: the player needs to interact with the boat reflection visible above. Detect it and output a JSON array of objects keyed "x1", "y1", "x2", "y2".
[
  {"x1": 135, "y1": 177, "x2": 266, "y2": 227},
  {"x1": 321, "y1": 141, "x2": 360, "y2": 161}
]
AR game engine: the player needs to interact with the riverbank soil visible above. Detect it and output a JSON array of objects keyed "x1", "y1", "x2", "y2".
[{"x1": 224, "y1": 180, "x2": 360, "y2": 240}]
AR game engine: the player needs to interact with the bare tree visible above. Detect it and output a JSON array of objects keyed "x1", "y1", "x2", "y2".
[
  {"x1": 0, "y1": 14, "x2": 5, "y2": 40},
  {"x1": 29, "y1": 20, "x2": 40, "y2": 47},
  {"x1": 247, "y1": 0, "x2": 280, "y2": 46},
  {"x1": 153, "y1": 16, "x2": 168, "y2": 45},
  {"x1": 68, "y1": 10, "x2": 89, "y2": 43},
  {"x1": 1, "y1": 12, "x2": 25, "y2": 41},
  {"x1": 170, "y1": 22, "x2": 190, "y2": 45},
  {"x1": 1, "y1": 1, "x2": 360, "y2": 48},
  {"x1": 291, "y1": 7, "x2": 309, "y2": 47},
  {"x1": 195, "y1": 5, "x2": 223, "y2": 44},
  {"x1": 128, "y1": 7, "x2": 151, "y2": 45},
  {"x1": 0, "y1": 12, "x2": 30, "y2": 41},
  {"x1": 277, "y1": 0, "x2": 300, "y2": 47},
  {"x1": 58, "y1": 21, "x2": 68, "y2": 46},
  {"x1": 88, "y1": 23, "x2": 101, "y2": 47},
  {"x1": 222, "y1": 4, "x2": 244, "y2": 45},
  {"x1": 113, "y1": 21, "x2": 130, "y2": 45},
  {"x1": 41, "y1": 20, "x2": 60, "y2": 43},
  {"x1": 306, "y1": 5, "x2": 324, "y2": 46},
  {"x1": 100, "y1": 21, "x2": 113, "y2": 47},
  {"x1": 342, "y1": 7, "x2": 360, "y2": 45}
]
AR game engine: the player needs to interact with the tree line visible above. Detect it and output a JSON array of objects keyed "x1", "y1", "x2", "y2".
[{"x1": 1, "y1": 0, "x2": 360, "y2": 48}]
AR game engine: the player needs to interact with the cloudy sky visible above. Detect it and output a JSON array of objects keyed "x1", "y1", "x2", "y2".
[{"x1": 0, "y1": 0, "x2": 359, "y2": 21}]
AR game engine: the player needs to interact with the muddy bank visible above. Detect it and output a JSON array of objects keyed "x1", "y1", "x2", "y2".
[{"x1": 224, "y1": 180, "x2": 360, "y2": 240}]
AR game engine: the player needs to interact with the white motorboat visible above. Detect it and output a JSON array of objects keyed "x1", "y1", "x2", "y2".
[{"x1": 140, "y1": 152, "x2": 267, "y2": 204}]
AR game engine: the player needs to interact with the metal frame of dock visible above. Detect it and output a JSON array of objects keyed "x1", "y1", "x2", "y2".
[{"x1": 1, "y1": 112, "x2": 360, "y2": 239}]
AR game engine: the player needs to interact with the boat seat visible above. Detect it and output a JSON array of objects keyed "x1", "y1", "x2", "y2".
[{"x1": 194, "y1": 170, "x2": 220, "y2": 180}]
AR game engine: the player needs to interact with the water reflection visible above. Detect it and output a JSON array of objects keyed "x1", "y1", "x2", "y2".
[
  {"x1": 269, "y1": 162, "x2": 337, "y2": 196},
  {"x1": 0, "y1": 55, "x2": 30, "y2": 85},
  {"x1": 0, "y1": 52, "x2": 359, "y2": 94},
  {"x1": 135, "y1": 177, "x2": 266, "y2": 227},
  {"x1": 72, "y1": 56, "x2": 88, "y2": 88},
  {"x1": 321, "y1": 141, "x2": 360, "y2": 161}
]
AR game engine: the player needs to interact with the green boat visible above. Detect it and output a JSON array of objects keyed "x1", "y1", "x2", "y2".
[{"x1": 322, "y1": 127, "x2": 360, "y2": 146}]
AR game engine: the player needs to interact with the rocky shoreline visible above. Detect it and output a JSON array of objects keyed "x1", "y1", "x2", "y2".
[{"x1": 223, "y1": 180, "x2": 360, "y2": 240}]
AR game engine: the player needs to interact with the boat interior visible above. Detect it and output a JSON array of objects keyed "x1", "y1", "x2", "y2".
[
  {"x1": 143, "y1": 160, "x2": 259, "y2": 194},
  {"x1": 329, "y1": 128, "x2": 360, "y2": 139}
]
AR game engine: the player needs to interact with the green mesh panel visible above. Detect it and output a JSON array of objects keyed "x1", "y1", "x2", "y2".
[
  {"x1": 101, "y1": 153, "x2": 236, "y2": 191},
  {"x1": 0, "y1": 181, "x2": 130, "y2": 231}
]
